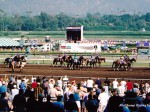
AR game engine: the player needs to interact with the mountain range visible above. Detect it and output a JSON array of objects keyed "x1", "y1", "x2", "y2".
[{"x1": 0, "y1": 0, "x2": 150, "y2": 16}]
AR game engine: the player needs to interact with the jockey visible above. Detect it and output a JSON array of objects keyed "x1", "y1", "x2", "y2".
[
  {"x1": 124, "y1": 54, "x2": 129, "y2": 61},
  {"x1": 74, "y1": 54, "x2": 78, "y2": 63},
  {"x1": 120, "y1": 55, "x2": 124, "y2": 64},
  {"x1": 13, "y1": 53, "x2": 21, "y2": 63},
  {"x1": 79, "y1": 55, "x2": 84, "y2": 60},
  {"x1": 58, "y1": 53, "x2": 62, "y2": 61},
  {"x1": 89, "y1": 54, "x2": 94, "y2": 61},
  {"x1": 63, "y1": 52, "x2": 67, "y2": 58}
]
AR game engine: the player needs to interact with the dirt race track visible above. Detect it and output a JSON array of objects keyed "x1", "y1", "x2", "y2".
[{"x1": 0, "y1": 64, "x2": 150, "y2": 83}]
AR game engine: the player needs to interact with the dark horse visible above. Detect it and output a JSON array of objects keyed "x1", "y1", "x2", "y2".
[
  {"x1": 112, "y1": 58, "x2": 136, "y2": 71},
  {"x1": 95, "y1": 56, "x2": 106, "y2": 67},
  {"x1": 53, "y1": 55, "x2": 67, "y2": 67},
  {"x1": 4, "y1": 57, "x2": 13, "y2": 68},
  {"x1": 78, "y1": 55, "x2": 85, "y2": 67},
  {"x1": 67, "y1": 55, "x2": 82, "y2": 70},
  {"x1": 11, "y1": 56, "x2": 27, "y2": 73}
]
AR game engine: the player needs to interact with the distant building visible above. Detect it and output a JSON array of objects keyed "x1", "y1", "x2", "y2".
[{"x1": 0, "y1": 38, "x2": 20, "y2": 48}]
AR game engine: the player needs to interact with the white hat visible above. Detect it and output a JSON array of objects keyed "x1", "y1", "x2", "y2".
[{"x1": 13, "y1": 85, "x2": 17, "y2": 88}]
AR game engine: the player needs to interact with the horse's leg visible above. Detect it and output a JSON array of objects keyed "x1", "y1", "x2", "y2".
[
  {"x1": 117, "y1": 64, "x2": 120, "y2": 71},
  {"x1": 12, "y1": 65, "x2": 14, "y2": 73},
  {"x1": 53, "y1": 60, "x2": 55, "y2": 67},
  {"x1": 128, "y1": 64, "x2": 132, "y2": 71},
  {"x1": 20, "y1": 67, "x2": 22, "y2": 73},
  {"x1": 99, "y1": 61, "x2": 101, "y2": 67},
  {"x1": 113, "y1": 63, "x2": 116, "y2": 71},
  {"x1": 112, "y1": 62, "x2": 114, "y2": 68}
]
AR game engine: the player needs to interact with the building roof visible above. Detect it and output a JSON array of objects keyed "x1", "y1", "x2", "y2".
[{"x1": 0, "y1": 38, "x2": 20, "y2": 46}]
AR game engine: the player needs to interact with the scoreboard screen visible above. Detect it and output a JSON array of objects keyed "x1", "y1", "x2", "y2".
[{"x1": 66, "y1": 26, "x2": 83, "y2": 42}]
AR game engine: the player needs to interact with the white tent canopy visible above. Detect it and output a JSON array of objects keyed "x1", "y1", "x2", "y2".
[{"x1": 0, "y1": 38, "x2": 20, "y2": 46}]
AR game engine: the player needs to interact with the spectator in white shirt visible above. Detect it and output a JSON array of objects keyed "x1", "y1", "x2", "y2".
[
  {"x1": 56, "y1": 77, "x2": 63, "y2": 89},
  {"x1": 98, "y1": 88, "x2": 110, "y2": 112},
  {"x1": 86, "y1": 78, "x2": 94, "y2": 92},
  {"x1": 112, "y1": 79, "x2": 118, "y2": 89},
  {"x1": 62, "y1": 75, "x2": 69, "y2": 90},
  {"x1": 117, "y1": 83, "x2": 126, "y2": 97},
  {"x1": 120, "y1": 78, "x2": 126, "y2": 87}
]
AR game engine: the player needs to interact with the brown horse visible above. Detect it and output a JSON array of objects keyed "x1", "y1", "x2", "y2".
[
  {"x1": 112, "y1": 58, "x2": 136, "y2": 71},
  {"x1": 112, "y1": 60, "x2": 121, "y2": 71},
  {"x1": 95, "y1": 56, "x2": 106, "y2": 67},
  {"x1": 11, "y1": 56, "x2": 27, "y2": 73},
  {"x1": 119, "y1": 58, "x2": 136, "y2": 71}
]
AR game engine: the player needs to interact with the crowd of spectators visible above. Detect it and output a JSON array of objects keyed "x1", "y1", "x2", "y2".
[{"x1": 0, "y1": 75, "x2": 150, "y2": 112}]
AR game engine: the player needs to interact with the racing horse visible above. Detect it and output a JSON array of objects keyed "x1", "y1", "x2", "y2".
[
  {"x1": 112, "y1": 59, "x2": 121, "y2": 71},
  {"x1": 53, "y1": 55, "x2": 67, "y2": 67},
  {"x1": 112, "y1": 58, "x2": 136, "y2": 71},
  {"x1": 86, "y1": 58, "x2": 97, "y2": 68},
  {"x1": 4, "y1": 57, "x2": 13, "y2": 68},
  {"x1": 78, "y1": 55, "x2": 85, "y2": 67},
  {"x1": 95, "y1": 56, "x2": 106, "y2": 67},
  {"x1": 11, "y1": 56, "x2": 27, "y2": 73},
  {"x1": 119, "y1": 58, "x2": 136, "y2": 71},
  {"x1": 66, "y1": 55, "x2": 82, "y2": 70}
]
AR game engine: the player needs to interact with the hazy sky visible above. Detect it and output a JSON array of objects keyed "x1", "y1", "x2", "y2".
[{"x1": 0, "y1": 0, "x2": 150, "y2": 16}]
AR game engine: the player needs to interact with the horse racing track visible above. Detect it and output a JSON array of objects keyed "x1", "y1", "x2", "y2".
[{"x1": 0, "y1": 64, "x2": 150, "y2": 83}]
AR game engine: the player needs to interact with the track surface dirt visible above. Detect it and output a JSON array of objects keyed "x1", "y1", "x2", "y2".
[{"x1": 0, "y1": 64, "x2": 150, "y2": 82}]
